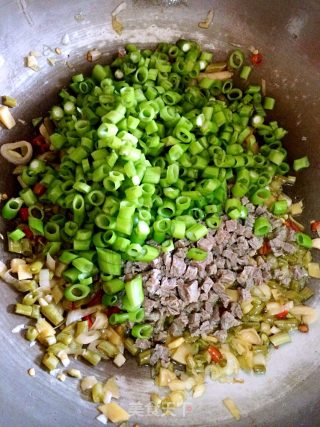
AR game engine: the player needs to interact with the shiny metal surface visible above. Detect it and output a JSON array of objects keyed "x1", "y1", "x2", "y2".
[{"x1": 0, "y1": 1, "x2": 320, "y2": 426}]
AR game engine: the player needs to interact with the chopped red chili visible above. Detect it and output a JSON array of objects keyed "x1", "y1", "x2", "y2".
[
  {"x1": 310, "y1": 221, "x2": 320, "y2": 232},
  {"x1": 31, "y1": 135, "x2": 49, "y2": 153},
  {"x1": 33, "y1": 182, "x2": 46, "y2": 196},
  {"x1": 22, "y1": 225, "x2": 33, "y2": 240},
  {"x1": 258, "y1": 239, "x2": 271, "y2": 256},
  {"x1": 276, "y1": 309, "x2": 289, "y2": 319},
  {"x1": 87, "y1": 289, "x2": 103, "y2": 307},
  {"x1": 284, "y1": 220, "x2": 302, "y2": 232},
  {"x1": 19, "y1": 207, "x2": 29, "y2": 222},
  {"x1": 208, "y1": 345, "x2": 223, "y2": 363},
  {"x1": 250, "y1": 52, "x2": 263, "y2": 65},
  {"x1": 106, "y1": 306, "x2": 121, "y2": 316}
]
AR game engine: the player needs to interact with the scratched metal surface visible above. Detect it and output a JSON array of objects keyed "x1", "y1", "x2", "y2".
[{"x1": 0, "y1": 1, "x2": 320, "y2": 426}]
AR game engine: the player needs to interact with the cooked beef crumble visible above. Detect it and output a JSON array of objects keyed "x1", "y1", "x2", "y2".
[{"x1": 125, "y1": 198, "x2": 306, "y2": 352}]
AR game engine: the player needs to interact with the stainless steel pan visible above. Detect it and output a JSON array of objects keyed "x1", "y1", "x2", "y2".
[{"x1": 1, "y1": 1, "x2": 319, "y2": 425}]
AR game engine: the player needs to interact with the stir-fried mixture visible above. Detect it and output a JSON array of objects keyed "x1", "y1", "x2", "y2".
[{"x1": 0, "y1": 40, "x2": 318, "y2": 423}]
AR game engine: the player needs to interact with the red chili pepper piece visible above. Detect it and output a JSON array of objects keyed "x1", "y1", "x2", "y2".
[
  {"x1": 87, "y1": 289, "x2": 103, "y2": 307},
  {"x1": 250, "y1": 52, "x2": 263, "y2": 65},
  {"x1": 83, "y1": 315, "x2": 93, "y2": 329},
  {"x1": 284, "y1": 220, "x2": 302, "y2": 232},
  {"x1": 258, "y1": 239, "x2": 271, "y2": 256},
  {"x1": 22, "y1": 225, "x2": 33, "y2": 240},
  {"x1": 276, "y1": 309, "x2": 289, "y2": 319},
  {"x1": 208, "y1": 345, "x2": 223, "y2": 363},
  {"x1": 311, "y1": 221, "x2": 320, "y2": 232},
  {"x1": 31, "y1": 135, "x2": 49, "y2": 153},
  {"x1": 19, "y1": 207, "x2": 29, "y2": 221},
  {"x1": 106, "y1": 306, "x2": 121, "y2": 316},
  {"x1": 33, "y1": 182, "x2": 46, "y2": 196}
]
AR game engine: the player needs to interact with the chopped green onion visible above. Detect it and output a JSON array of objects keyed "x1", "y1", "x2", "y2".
[
  {"x1": 295, "y1": 232, "x2": 312, "y2": 249},
  {"x1": 272, "y1": 200, "x2": 288, "y2": 216},
  {"x1": 293, "y1": 156, "x2": 310, "y2": 172},
  {"x1": 253, "y1": 217, "x2": 272, "y2": 237},
  {"x1": 2, "y1": 198, "x2": 23, "y2": 220},
  {"x1": 186, "y1": 248, "x2": 208, "y2": 261},
  {"x1": 8, "y1": 228, "x2": 25, "y2": 241},
  {"x1": 131, "y1": 323, "x2": 153, "y2": 339},
  {"x1": 125, "y1": 275, "x2": 144, "y2": 308},
  {"x1": 64, "y1": 284, "x2": 91, "y2": 301}
]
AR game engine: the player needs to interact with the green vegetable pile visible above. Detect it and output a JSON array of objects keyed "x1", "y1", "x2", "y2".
[{"x1": 2, "y1": 39, "x2": 310, "y2": 333}]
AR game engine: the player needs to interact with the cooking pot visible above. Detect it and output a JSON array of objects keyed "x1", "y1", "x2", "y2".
[{"x1": 0, "y1": 1, "x2": 319, "y2": 426}]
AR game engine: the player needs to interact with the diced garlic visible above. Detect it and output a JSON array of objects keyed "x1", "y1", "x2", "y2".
[
  {"x1": 308, "y1": 262, "x2": 320, "y2": 278},
  {"x1": 57, "y1": 351, "x2": 70, "y2": 367},
  {"x1": 182, "y1": 375, "x2": 196, "y2": 391},
  {"x1": 10, "y1": 258, "x2": 26, "y2": 273},
  {"x1": 193, "y1": 384, "x2": 205, "y2": 398},
  {"x1": 36, "y1": 318, "x2": 56, "y2": 337},
  {"x1": 102, "y1": 390, "x2": 112, "y2": 404},
  {"x1": 49, "y1": 369, "x2": 61, "y2": 377},
  {"x1": 290, "y1": 305, "x2": 318, "y2": 324},
  {"x1": 28, "y1": 368, "x2": 36, "y2": 377},
  {"x1": 104, "y1": 377, "x2": 119, "y2": 399},
  {"x1": 158, "y1": 368, "x2": 177, "y2": 387},
  {"x1": 291, "y1": 200, "x2": 303, "y2": 216},
  {"x1": 17, "y1": 264, "x2": 33, "y2": 280},
  {"x1": 168, "y1": 379, "x2": 186, "y2": 391},
  {"x1": 67, "y1": 368, "x2": 82, "y2": 378},
  {"x1": 96, "y1": 414, "x2": 108, "y2": 425},
  {"x1": 12, "y1": 324, "x2": 25, "y2": 333},
  {"x1": 87, "y1": 49, "x2": 102, "y2": 62},
  {"x1": 57, "y1": 373, "x2": 66, "y2": 382},
  {"x1": 98, "y1": 402, "x2": 130, "y2": 423},
  {"x1": 0, "y1": 106, "x2": 16, "y2": 129},
  {"x1": 113, "y1": 353, "x2": 126, "y2": 367},
  {"x1": 171, "y1": 343, "x2": 194, "y2": 365},
  {"x1": 237, "y1": 328, "x2": 262, "y2": 345},
  {"x1": 26, "y1": 55, "x2": 39, "y2": 71},
  {"x1": 223, "y1": 398, "x2": 241, "y2": 420},
  {"x1": 270, "y1": 326, "x2": 281, "y2": 334},
  {"x1": 61, "y1": 33, "x2": 70, "y2": 45},
  {"x1": 312, "y1": 239, "x2": 320, "y2": 250},
  {"x1": 168, "y1": 391, "x2": 185, "y2": 408},
  {"x1": 167, "y1": 337, "x2": 185, "y2": 349},
  {"x1": 150, "y1": 392, "x2": 162, "y2": 407},
  {"x1": 44, "y1": 335, "x2": 56, "y2": 346},
  {"x1": 81, "y1": 376, "x2": 98, "y2": 391},
  {"x1": 266, "y1": 302, "x2": 282, "y2": 315},
  {"x1": 44, "y1": 294, "x2": 53, "y2": 303}
]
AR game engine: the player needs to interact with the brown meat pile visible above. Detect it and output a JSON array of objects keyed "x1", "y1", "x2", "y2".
[{"x1": 125, "y1": 198, "x2": 308, "y2": 350}]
